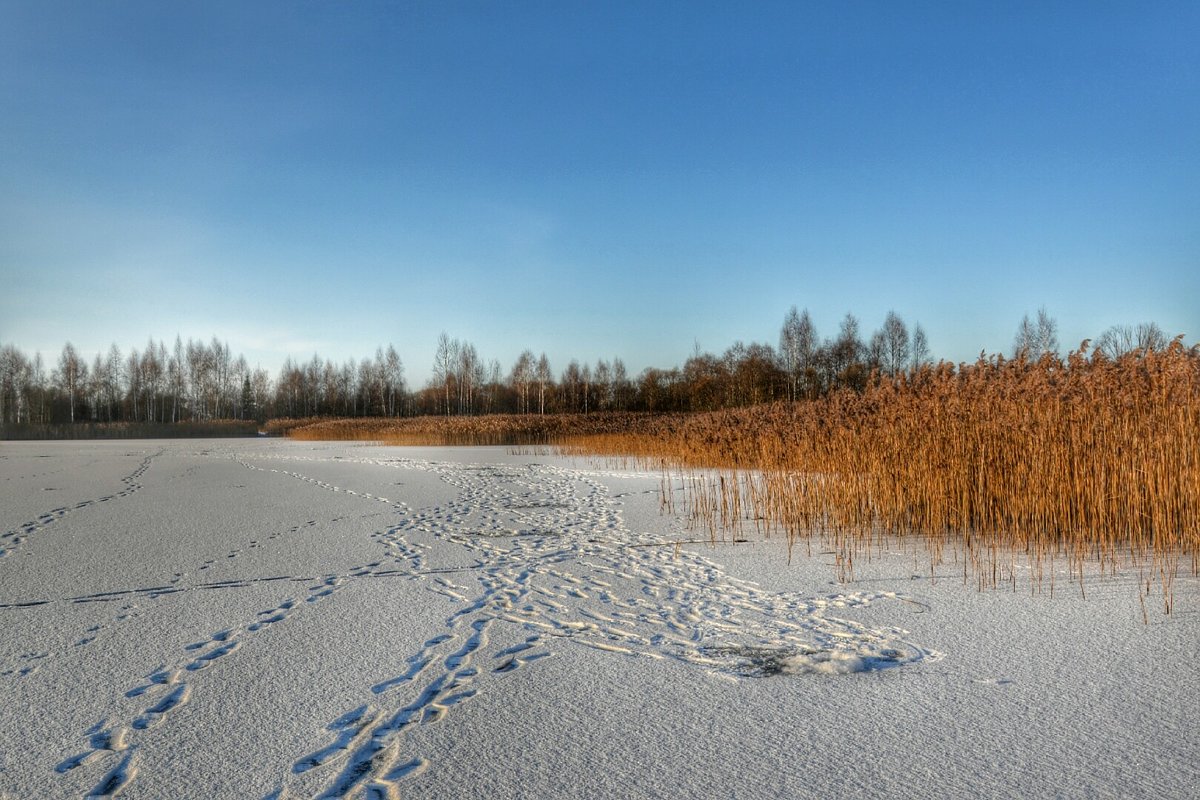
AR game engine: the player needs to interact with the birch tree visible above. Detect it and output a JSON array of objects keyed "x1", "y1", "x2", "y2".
[
  {"x1": 457, "y1": 342, "x2": 478, "y2": 415},
  {"x1": 881, "y1": 310, "x2": 910, "y2": 377},
  {"x1": 535, "y1": 354, "x2": 552, "y2": 415},
  {"x1": 594, "y1": 359, "x2": 612, "y2": 410},
  {"x1": 779, "y1": 307, "x2": 817, "y2": 400},
  {"x1": 170, "y1": 336, "x2": 185, "y2": 422},
  {"x1": 432, "y1": 333, "x2": 455, "y2": 416},
  {"x1": 0, "y1": 344, "x2": 27, "y2": 424},
  {"x1": 612, "y1": 358, "x2": 628, "y2": 410},
  {"x1": 56, "y1": 343, "x2": 85, "y2": 422},
  {"x1": 104, "y1": 344, "x2": 123, "y2": 422},
  {"x1": 510, "y1": 350, "x2": 534, "y2": 414},
  {"x1": 384, "y1": 345, "x2": 405, "y2": 416},
  {"x1": 32, "y1": 352, "x2": 46, "y2": 423},
  {"x1": 1013, "y1": 307, "x2": 1059, "y2": 359},
  {"x1": 910, "y1": 324, "x2": 931, "y2": 371}
]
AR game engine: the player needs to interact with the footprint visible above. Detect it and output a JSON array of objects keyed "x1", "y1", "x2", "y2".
[
  {"x1": 186, "y1": 641, "x2": 241, "y2": 670},
  {"x1": 133, "y1": 684, "x2": 191, "y2": 730},
  {"x1": 89, "y1": 750, "x2": 138, "y2": 797},
  {"x1": 127, "y1": 668, "x2": 182, "y2": 698},
  {"x1": 293, "y1": 705, "x2": 381, "y2": 775}
]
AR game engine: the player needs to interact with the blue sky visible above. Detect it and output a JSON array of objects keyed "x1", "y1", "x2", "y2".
[{"x1": 2, "y1": 1, "x2": 1197, "y2": 385}]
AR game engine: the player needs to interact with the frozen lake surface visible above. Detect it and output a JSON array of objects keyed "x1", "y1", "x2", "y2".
[{"x1": 1, "y1": 439, "x2": 1196, "y2": 798}]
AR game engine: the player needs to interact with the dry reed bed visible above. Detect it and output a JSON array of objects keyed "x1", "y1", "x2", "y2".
[
  {"x1": 275, "y1": 412, "x2": 686, "y2": 446},
  {"x1": 559, "y1": 344, "x2": 1199, "y2": 609}
]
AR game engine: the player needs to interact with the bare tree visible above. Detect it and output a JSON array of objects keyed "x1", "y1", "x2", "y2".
[
  {"x1": 779, "y1": 307, "x2": 803, "y2": 400},
  {"x1": 728, "y1": 342, "x2": 783, "y2": 405},
  {"x1": 338, "y1": 360, "x2": 356, "y2": 416},
  {"x1": 102, "y1": 344, "x2": 123, "y2": 422},
  {"x1": 510, "y1": 351, "x2": 535, "y2": 414},
  {"x1": 356, "y1": 358, "x2": 376, "y2": 415},
  {"x1": 866, "y1": 331, "x2": 885, "y2": 375},
  {"x1": 1095, "y1": 322, "x2": 1167, "y2": 360},
  {"x1": 535, "y1": 353, "x2": 552, "y2": 415},
  {"x1": 186, "y1": 339, "x2": 208, "y2": 420},
  {"x1": 0, "y1": 345, "x2": 10, "y2": 424},
  {"x1": 13, "y1": 349, "x2": 32, "y2": 423},
  {"x1": 910, "y1": 324, "x2": 930, "y2": 371},
  {"x1": 0, "y1": 344, "x2": 28, "y2": 424},
  {"x1": 384, "y1": 345, "x2": 405, "y2": 416},
  {"x1": 155, "y1": 341, "x2": 168, "y2": 420},
  {"x1": 32, "y1": 352, "x2": 46, "y2": 423},
  {"x1": 142, "y1": 339, "x2": 164, "y2": 422},
  {"x1": 683, "y1": 349, "x2": 725, "y2": 411},
  {"x1": 721, "y1": 342, "x2": 748, "y2": 406},
  {"x1": 126, "y1": 347, "x2": 143, "y2": 421},
  {"x1": 86, "y1": 353, "x2": 104, "y2": 421},
  {"x1": 56, "y1": 343, "x2": 85, "y2": 422},
  {"x1": 211, "y1": 338, "x2": 232, "y2": 418},
  {"x1": 1014, "y1": 307, "x2": 1059, "y2": 359},
  {"x1": 456, "y1": 341, "x2": 478, "y2": 414},
  {"x1": 483, "y1": 358, "x2": 502, "y2": 414},
  {"x1": 830, "y1": 313, "x2": 865, "y2": 389},
  {"x1": 581, "y1": 363, "x2": 592, "y2": 413},
  {"x1": 638, "y1": 368, "x2": 664, "y2": 412},
  {"x1": 561, "y1": 360, "x2": 582, "y2": 413},
  {"x1": 233, "y1": 355, "x2": 250, "y2": 419},
  {"x1": 1037, "y1": 308, "x2": 1059, "y2": 357},
  {"x1": 779, "y1": 307, "x2": 818, "y2": 400},
  {"x1": 305, "y1": 354, "x2": 325, "y2": 416},
  {"x1": 432, "y1": 333, "x2": 455, "y2": 416},
  {"x1": 594, "y1": 359, "x2": 612, "y2": 410},
  {"x1": 880, "y1": 311, "x2": 910, "y2": 377},
  {"x1": 251, "y1": 366, "x2": 271, "y2": 421},
  {"x1": 470, "y1": 355, "x2": 485, "y2": 416},
  {"x1": 170, "y1": 336, "x2": 184, "y2": 422},
  {"x1": 612, "y1": 357, "x2": 629, "y2": 410}
]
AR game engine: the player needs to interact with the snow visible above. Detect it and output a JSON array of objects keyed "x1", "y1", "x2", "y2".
[{"x1": 0, "y1": 439, "x2": 1196, "y2": 799}]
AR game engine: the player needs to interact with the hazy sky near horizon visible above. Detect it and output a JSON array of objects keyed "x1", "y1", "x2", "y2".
[{"x1": 3, "y1": 2, "x2": 1197, "y2": 385}]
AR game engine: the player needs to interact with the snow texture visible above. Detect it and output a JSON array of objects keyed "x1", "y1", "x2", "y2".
[{"x1": 0, "y1": 440, "x2": 1196, "y2": 798}]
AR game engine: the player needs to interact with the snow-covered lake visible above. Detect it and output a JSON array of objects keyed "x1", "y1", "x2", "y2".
[{"x1": 1, "y1": 439, "x2": 1195, "y2": 799}]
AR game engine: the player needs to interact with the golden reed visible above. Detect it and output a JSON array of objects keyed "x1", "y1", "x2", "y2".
[{"x1": 560, "y1": 342, "x2": 1198, "y2": 610}]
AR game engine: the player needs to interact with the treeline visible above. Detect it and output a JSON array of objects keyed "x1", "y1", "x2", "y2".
[
  {"x1": 2, "y1": 420, "x2": 260, "y2": 440},
  {"x1": 0, "y1": 307, "x2": 1185, "y2": 428},
  {"x1": 405, "y1": 309, "x2": 933, "y2": 415},
  {"x1": 0, "y1": 337, "x2": 272, "y2": 427}
]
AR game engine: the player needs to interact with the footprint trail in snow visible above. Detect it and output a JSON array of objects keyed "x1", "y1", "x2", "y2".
[
  {"x1": 260, "y1": 455, "x2": 938, "y2": 799},
  {"x1": 30, "y1": 448, "x2": 935, "y2": 799}
]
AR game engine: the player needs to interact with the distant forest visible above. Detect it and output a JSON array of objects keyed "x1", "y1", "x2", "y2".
[{"x1": 0, "y1": 307, "x2": 1182, "y2": 427}]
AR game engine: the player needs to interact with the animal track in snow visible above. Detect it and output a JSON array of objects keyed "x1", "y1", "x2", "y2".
[
  {"x1": 58, "y1": 569, "x2": 351, "y2": 796},
  {"x1": 0, "y1": 650, "x2": 50, "y2": 679},
  {"x1": 262, "y1": 455, "x2": 937, "y2": 799},
  {"x1": 0, "y1": 452, "x2": 158, "y2": 559},
  {"x1": 44, "y1": 447, "x2": 936, "y2": 799}
]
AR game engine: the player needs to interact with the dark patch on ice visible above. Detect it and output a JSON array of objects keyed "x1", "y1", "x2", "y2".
[
  {"x1": 462, "y1": 528, "x2": 562, "y2": 538},
  {"x1": 506, "y1": 501, "x2": 572, "y2": 510},
  {"x1": 701, "y1": 644, "x2": 818, "y2": 677},
  {"x1": 701, "y1": 643, "x2": 907, "y2": 677}
]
